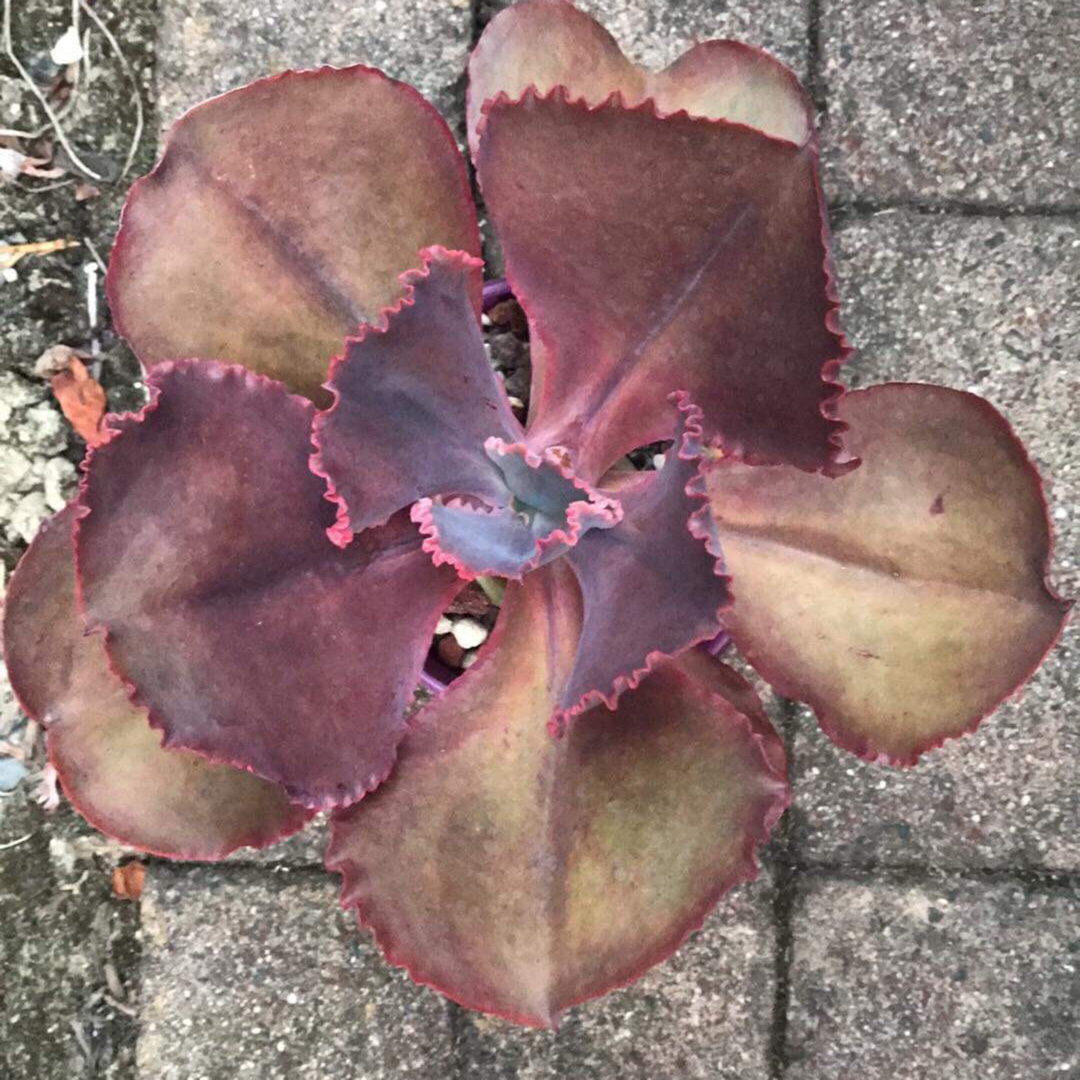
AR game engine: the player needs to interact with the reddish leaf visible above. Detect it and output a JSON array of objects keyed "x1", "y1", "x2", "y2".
[
  {"x1": 2, "y1": 505, "x2": 310, "y2": 859},
  {"x1": 50, "y1": 355, "x2": 106, "y2": 445},
  {"x1": 477, "y1": 90, "x2": 848, "y2": 481},
  {"x1": 75, "y1": 362, "x2": 461, "y2": 809},
  {"x1": 412, "y1": 439, "x2": 622, "y2": 581},
  {"x1": 312, "y1": 247, "x2": 519, "y2": 545},
  {"x1": 467, "y1": 0, "x2": 812, "y2": 156},
  {"x1": 107, "y1": 67, "x2": 480, "y2": 400},
  {"x1": 702, "y1": 383, "x2": 1071, "y2": 764},
  {"x1": 314, "y1": 247, "x2": 621, "y2": 579},
  {"x1": 555, "y1": 394, "x2": 729, "y2": 726},
  {"x1": 327, "y1": 563, "x2": 787, "y2": 1026}
]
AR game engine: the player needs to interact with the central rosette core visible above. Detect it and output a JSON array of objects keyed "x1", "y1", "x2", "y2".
[{"x1": 411, "y1": 438, "x2": 623, "y2": 580}]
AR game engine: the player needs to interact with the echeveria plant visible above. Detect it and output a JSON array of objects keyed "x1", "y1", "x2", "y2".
[{"x1": 3, "y1": 0, "x2": 1068, "y2": 1027}]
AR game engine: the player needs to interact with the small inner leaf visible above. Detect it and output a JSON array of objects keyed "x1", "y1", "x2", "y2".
[{"x1": 412, "y1": 440, "x2": 621, "y2": 581}]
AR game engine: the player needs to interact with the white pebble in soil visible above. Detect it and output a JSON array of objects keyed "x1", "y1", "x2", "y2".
[{"x1": 450, "y1": 617, "x2": 489, "y2": 650}]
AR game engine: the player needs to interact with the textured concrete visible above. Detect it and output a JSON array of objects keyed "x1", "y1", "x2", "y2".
[
  {"x1": 158, "y1": 0, "x2": 473, "y2": 126},
  {"x1": 456, "y1": 876, "x2": 776, "y2": 1079},
  {"x1": 137, "y1": 867, "x2": 455, "y2": 1079},
  {"x1": 820, "y1": 0, "x2": 1080, "y2": 206},
  {"x1": 0, "y1": 790, "x2": 139, "y2": 1078},
  {"x1": 792, "y1": 211, "x2": 1079, "y2": 872},
  {"x1": 787, "y1": 875, "x2": 1080, "y2": 1078}
]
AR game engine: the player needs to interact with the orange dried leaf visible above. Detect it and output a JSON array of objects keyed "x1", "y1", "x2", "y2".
[
  {"x1": 111, "y1": 861, "x2": 145, "y2": 901},
  {"x1": 50, "y1": 356, "x2": 106, "y2": 444}
]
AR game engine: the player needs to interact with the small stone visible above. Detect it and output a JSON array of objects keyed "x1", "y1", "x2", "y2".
[
  {"x1": 49, "y1": 25, "x2": 84, "y2": 67},
  {"x1": 446, "y1": 584, "x2": 493, "y2": 617},
  {"x1": 451, "y1": 617, "x2": 489, "y2": 650},
  {"x1": 0, "y1": 755, "x2": 27, "y2": 791},
  {"x1": 42, "y1": 456, "x2": 75, "y2": 512}
]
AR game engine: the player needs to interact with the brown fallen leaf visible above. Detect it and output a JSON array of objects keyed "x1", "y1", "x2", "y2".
[
  {"x1": 49, "y1": 354, "x2": 106, "y2": 444},
  {"x1": 111, "y1": 862, "x2": 145, "y2": 901}
]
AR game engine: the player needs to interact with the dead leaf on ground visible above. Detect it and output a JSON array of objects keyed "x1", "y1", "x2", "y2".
[
  {"x1": 111, "y1": 862, "x2": 145, "y2": 901},
  {"x1": 46, "y1": 351, "x2": 107, "y2": 444}
]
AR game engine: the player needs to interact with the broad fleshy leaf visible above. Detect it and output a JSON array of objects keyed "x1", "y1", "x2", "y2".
[
  {"x1": 703, "y1": 383, "x2": 1071, "y2": 764},
  {"x1": 556, "y1": 395, "x2": 729, "y2": 725},
  {"x1": 2, "y1": 505, "x2": 310, "y2": 859},
  {"x1": 312, "y1": 247, "x2": 520, "y2": 545},
  {"x1": 76, "y1": 362, "x2": 461, "y2": 809},
  {"x1": 477, "y1": 90, "x2": 848, "y2": 481},
  {"x1": 107, "y1": 66, "x2": 481, "y2": 400},
  {"x1": 467, "y1": 0, "x2": 812, "y2": 156},
  {"x1": 326, "y1": 563, "x2": 787, "y2": 1026}
]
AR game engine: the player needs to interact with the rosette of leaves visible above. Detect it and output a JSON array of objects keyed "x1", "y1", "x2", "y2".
[{"x1": 3, "y1": 0, "x2": 1068, "y2": 1027}]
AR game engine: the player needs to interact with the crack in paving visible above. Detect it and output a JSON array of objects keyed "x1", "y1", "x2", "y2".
[{"x1": 831, "y1": 197, "x2": 1080, "y2": 222}]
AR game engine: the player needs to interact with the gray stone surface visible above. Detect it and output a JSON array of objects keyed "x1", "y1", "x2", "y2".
[
  {"x1": 786, "y1": 875, "x2": 1080, "y2": 1078},
  {"x1": 0, "y1": 789, "x2": 139, "y2": 1078},
  {"x1": 820, "y1": 0, "x2": 1080, "y2": 207},
  {"x1": 792, "y1": 211, "x2": 1078, "y2": 871},
  {"x1": 483, "y1": 0, "x2": 810, "y2": 77},
  {"x1": 137, "y1": 866, "x2": 455, "y2": 1079},
  {"x1": 158, "y1": 0, "x2": 473, "y2": 127},
  {"x1": 456, "y1": 875, "x2": 776, "y2": 1079}
]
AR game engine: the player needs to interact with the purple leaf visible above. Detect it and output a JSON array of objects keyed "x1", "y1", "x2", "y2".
[
  {"x1": 3, "y1": 505, "x2": 311, "y2": 858},
  {"x1": 555, "y1": 394, "x2": 729, "y2": 727},
  {"x1": 476, "y1": 89, "x2": 849, "y2": 481},
  {"x1": 312, "y1": 247, "x2": 518, "y2": 546},
  {"x1": 76, "y1": 362, "x2": 461, "y2": 809}
]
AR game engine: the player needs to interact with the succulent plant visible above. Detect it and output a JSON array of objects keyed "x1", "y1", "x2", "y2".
[{"x1": 3, "y1": 0, "x2": 1068, "y2": 1028}]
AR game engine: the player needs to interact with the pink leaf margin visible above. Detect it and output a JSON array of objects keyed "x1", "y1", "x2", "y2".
[
  {"x1": 309, "y1": 245, "x2": 489, "y2": 549},
  {"x1": 549, "y1": 392, "x2": 731, "y2": 734}
]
